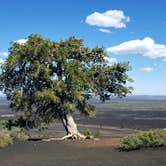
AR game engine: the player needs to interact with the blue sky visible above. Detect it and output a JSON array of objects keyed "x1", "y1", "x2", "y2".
[{"x1": 0, "y1": 0, "x2": 166, "y2": 95}]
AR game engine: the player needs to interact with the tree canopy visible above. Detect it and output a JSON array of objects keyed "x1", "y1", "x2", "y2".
[{"x1": 0, "y1": 34, "x2": 133, "y2": 138}]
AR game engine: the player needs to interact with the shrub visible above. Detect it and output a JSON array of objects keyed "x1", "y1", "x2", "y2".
[
  {"x1": 9, "y1": 127, "x2": 29, "y2": 141},
  {"x1": 84, "y1": 129, "x2": 94, "y2": 139},
  {"x1": 0, "y1": 130, "x2": 13, "y2": 148},
  {"x1": 84, "y1": 129, "x2": 102, "y2": 139},
  {"x1": 120, "y1": 129, "x2": 166, "y2": 151},
  {"x1": 0, "y1": 120, "x2": 7, "y2": 129},
  {"x1": 0, "y1": 117, "x2": 27, "y2": 130},
  {"x1": 0, "y1": 126, "x2": 29, "y2": 149},
  {"x1": 94, "y1": 130, "x2": 102, "y2": 138}
]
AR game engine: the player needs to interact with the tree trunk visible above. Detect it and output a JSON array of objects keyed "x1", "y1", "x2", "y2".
[
  {"x1": 65, "y1": 112, "x2": 79, "y2": 135},
  {"x1": 59, "y1": 112, "x2": 86, "y2": 140},
  {"x1": 44, "y1": 112, "x2": 86, "y2": 141}
]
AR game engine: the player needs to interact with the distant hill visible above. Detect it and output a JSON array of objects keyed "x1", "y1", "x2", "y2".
[
  {"x1": 125, "y1": 95, "x2": 166, "y2": 101},
  {"x1": 90, "y1": 95, "x2": 166, "y2": 102}
]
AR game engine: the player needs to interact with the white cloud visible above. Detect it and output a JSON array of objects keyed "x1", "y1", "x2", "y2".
[
  {"x1": 0, "y1": 59, "x2": 5, "y2": 64},
  {"x1": 104, "y1": 56, "x2": 117, "y2": 64},
  {"x1": 0, "y1": 52, "x2": 8, "y2": 57},
  {"x1": 86, "y1": 10, "x2": 130, "y2": 28},
  {"x1": 99, "y1": 28, "x2": 111, "y2": 33},
  {"x1": 14, "y1": 39, "x2": 28, "y2": 45},
  {"x1": 107, "y1": 37, "x2": 166, "y2": 61},
  {"x1": 141, "y1": 67, "x2": 153, "y2": 72}
]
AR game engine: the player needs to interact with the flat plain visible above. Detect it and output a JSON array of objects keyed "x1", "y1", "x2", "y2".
[{"x1": 0, "y1": 98, "x2": 166, "y2": 166}]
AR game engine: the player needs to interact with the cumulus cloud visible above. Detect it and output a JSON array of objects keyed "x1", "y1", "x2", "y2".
[
  {"x1": 141, "y1": 67, "x2": 153, "y2": 72},
  {"x1": 86, "y1": 10, "x2": 130, "y2": 28},
  {"x1": 104, "y1": 56, "x2": 117, "y2": 64},
  {"x1": 107, "y1": 37, "x2": 166, "y2": 61},
  {"x1": 99, "y1": 28, "x2": 111, "y2": 33},
  {"x1": 0, "y1": 52, "x2": 8, "y2": 57},
  {"x1": 14, "y1": 39, "x2": 28, "y2": 45}
]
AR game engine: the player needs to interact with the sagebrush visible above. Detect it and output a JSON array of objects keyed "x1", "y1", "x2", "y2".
[{"x1": 120, "y1": 129, "x2": 166, "y2": 151}]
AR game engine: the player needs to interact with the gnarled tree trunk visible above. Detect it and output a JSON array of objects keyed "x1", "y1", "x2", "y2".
[
  {"x1": 45, "y1": 111, "x2": 86, "y2": 141},
  {"x1": 59, "y1": 112, "x2": 86, "y2": 140}
]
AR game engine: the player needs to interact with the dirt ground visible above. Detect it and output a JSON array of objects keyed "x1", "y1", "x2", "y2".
[
  {"x1": 1, "y1": 100, "x2": 166, "y2": 130},
  {"x1": 1, "y1": 100, "x2": 166, "y2": 166},
  {"x1": 75, "y1": 101, "x2": 166, "y2": 130},
  {"x1": 0, "y1": 139, "x2": 166, "y2": 166}
]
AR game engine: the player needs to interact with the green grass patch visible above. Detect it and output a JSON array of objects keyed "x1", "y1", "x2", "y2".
[{"x1": 120, "y1": 129, "x2": 166, "y2": 151}]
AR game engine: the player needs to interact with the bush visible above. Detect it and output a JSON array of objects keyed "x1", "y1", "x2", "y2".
[
  {"x1": 0, "y1": 120, "x2": 5, "y2": 129},
  {"x1": 84, "y1": 129, "x2": 94, "y2": 139},
  {"x1": 0, "y1": 117, "x2": 27, "y2": 130},
  {"x1": 9, "y1": 127, "x2": 29, "y2": 141},
  {"x1": 0, "y1": 126, "x2": 29, "y2": 149},
  {"x1": 120, "y1": 129, "x2": 166, "y2": 151},
  {"x1": 0, "y1": 130, "x2": 13, "y2": 148},
  {"x1": 84, "y1": 129, "x2": 102, "y2": 139},
  {"x1": 94, "y1": 130, "x2": 102, "y2": 138}
]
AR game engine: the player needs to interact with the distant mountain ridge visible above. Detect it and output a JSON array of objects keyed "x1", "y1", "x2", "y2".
[{"x1": 125, "y1": 95, "x2": 166, "y2": 100}]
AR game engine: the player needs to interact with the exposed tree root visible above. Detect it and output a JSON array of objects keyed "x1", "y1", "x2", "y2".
[
  {"x1": 42, "y1": 113, "x2": 95, "y2": 141},
  {"x1": 43, "y1": 133, "x2": 93, "y2": 141}
]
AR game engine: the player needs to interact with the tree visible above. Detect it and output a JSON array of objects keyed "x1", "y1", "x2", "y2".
[{"x1": 0, "y1": 34, "x2": 133, "y2": 139}]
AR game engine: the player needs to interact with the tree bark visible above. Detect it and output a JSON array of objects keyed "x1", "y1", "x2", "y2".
[
  {"x1": 65, "y1": 112, "x2": 79, "y2": 135},
  {"x1": 44, "y1": 112, "x2": 86, "y2": 141},
  {"x1": 59, "y1": 112, "x2": 86, "y2": 140},
  {"x1": 59, "y1": 112, "x2": 69, "y2": 134}
]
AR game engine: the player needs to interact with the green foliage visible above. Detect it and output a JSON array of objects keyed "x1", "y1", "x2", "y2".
[
  {"x1": 9, "y1": 127, "x2": 29, "y2": 141},
  {"x1": 0, "y1": 34, "x2": 133, "y2": 124},
  {"x1": 91, "y1": 63, "x2": 133, "y2": 102},
  {"x1": 84, "y1": 129, "x2": 102, "y2": 138},
  {"x1": 0, "y1": 119, "x2": 29, "y2": 148},
  {"x1": 94, "y1": 130, "x2": 102, "y2": 138},
  {"x1": 0, "y1": 116, "x2": 28, "y2": 130},
  {"x1": 83, "y1": 129, "x2": 94, "y2": 139},
  {"x1": 0, "y1": 126, "x2": 29, "y2": 148},
  {"x1": 0, "y1": 130, "x2": 13, "y2": 148},
  {"x1": 120, "y1": 129, "x2": 166, "y2": 151},
  {"x1": 0, "y1": 120, "x2": 8, "y2": 129},
  {"x1": 0, "y1": 119, "x2": 20, "y2": 130}
]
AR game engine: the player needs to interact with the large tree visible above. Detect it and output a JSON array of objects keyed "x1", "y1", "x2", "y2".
[{"x1": 0, "y1": 34, "x2": 133, "y2": 139}]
